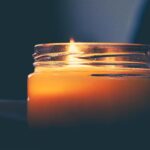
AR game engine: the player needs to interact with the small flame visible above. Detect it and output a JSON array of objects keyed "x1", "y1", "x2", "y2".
[
  {"x1": 68, "y1": 38, "x2": 78, "y2": 53},
  {"x1": 67, "y1": 38, "x2": 81, "y2": 65},
  {"x1": 70, "y1": 38, "x2": 75, "y2": 43}
]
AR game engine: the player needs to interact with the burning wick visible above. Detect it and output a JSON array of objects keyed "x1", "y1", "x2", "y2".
[
  {"x1": 67, "y1": 38, "x2": 81, "y2": 64},
  {"x1": 68, "y1": 38, "x2": 79, "y2": 54}
]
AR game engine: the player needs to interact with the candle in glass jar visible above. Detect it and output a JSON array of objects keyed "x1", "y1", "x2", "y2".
[{"x1": 28, "y1": 41, "x2": 150, "y2": 127}]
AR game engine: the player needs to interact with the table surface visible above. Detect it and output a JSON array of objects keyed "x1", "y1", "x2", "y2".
[{"x1": 0, "y1": 100, "x2": 149, "y2": 150}]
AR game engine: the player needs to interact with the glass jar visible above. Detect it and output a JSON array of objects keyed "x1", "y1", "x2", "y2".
[{"x1": 28, "y1": 43, "x2": 150, "y2": 127}]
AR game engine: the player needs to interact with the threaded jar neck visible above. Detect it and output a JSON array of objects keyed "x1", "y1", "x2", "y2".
[{"x1": 33, "y1": 43, "x2": 150, "y2": 77}]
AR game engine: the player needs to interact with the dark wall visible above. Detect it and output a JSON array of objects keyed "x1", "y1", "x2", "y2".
[
  {"x1": 0, "y1": 0, "x2": 72, "y2": 100},
  {"x1": 0, "y1": 0, "x2": 148, "y2": 100}
]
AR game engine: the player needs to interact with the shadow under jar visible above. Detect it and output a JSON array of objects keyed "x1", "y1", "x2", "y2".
[{"x1": 28, "y1": 43, "x2": 150, "y2": 127}]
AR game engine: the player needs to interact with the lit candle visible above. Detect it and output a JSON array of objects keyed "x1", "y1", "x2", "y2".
[{"x1": 28, "y1": 40, "x2": 150, "y2": 127}]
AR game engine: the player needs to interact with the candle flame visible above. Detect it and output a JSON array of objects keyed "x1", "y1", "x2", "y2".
[
  {"x1": 67, "y1": 38, "x2": 81, "y2": 65},
  {"x1": 68, "y1": 38, "x2": 79, "y2": 53},
  {"x1": 70, "y1": 38, "x2": 75, "y2": 43}
]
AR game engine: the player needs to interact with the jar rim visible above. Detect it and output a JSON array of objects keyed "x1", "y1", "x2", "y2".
[
  {"x1": 35, "y1": 42, "x2": 150, "y2": 48},
  {"x1": 33, "y1": 42, "x2": 150, "y2": 75}
]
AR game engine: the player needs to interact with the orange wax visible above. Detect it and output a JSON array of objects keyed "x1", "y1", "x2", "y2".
[
  {"x1": 28, "y1": 68, "x2": 150, "y2": 126},
  {"x1": 28, "y1": 42, "x2": 150, "y2": 127}
]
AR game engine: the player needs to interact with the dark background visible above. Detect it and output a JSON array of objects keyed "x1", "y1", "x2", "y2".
[{"x1": 0, "y1": 0, "x2": 149, "y2": 100}]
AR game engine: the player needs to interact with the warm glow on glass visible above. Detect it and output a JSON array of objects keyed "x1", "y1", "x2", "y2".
[
  {"x1": 68, "y1": 38, "x2": 79, "y2": 63},
  {"x1": 28, "y1": 42, "x2": 150, "y2": 127},
  {"x1": 68, "y1": 38, "x2": 77, "y2": 53},
  {"x1": 67, "y1": 38, "x2": 82, "y2": 65},
  {"x1": 102, "y1": 48, "x2": 119, "y2": 68},
  {"x1": 67, "y1": 39, "x2": 118, "y2": 68}
]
